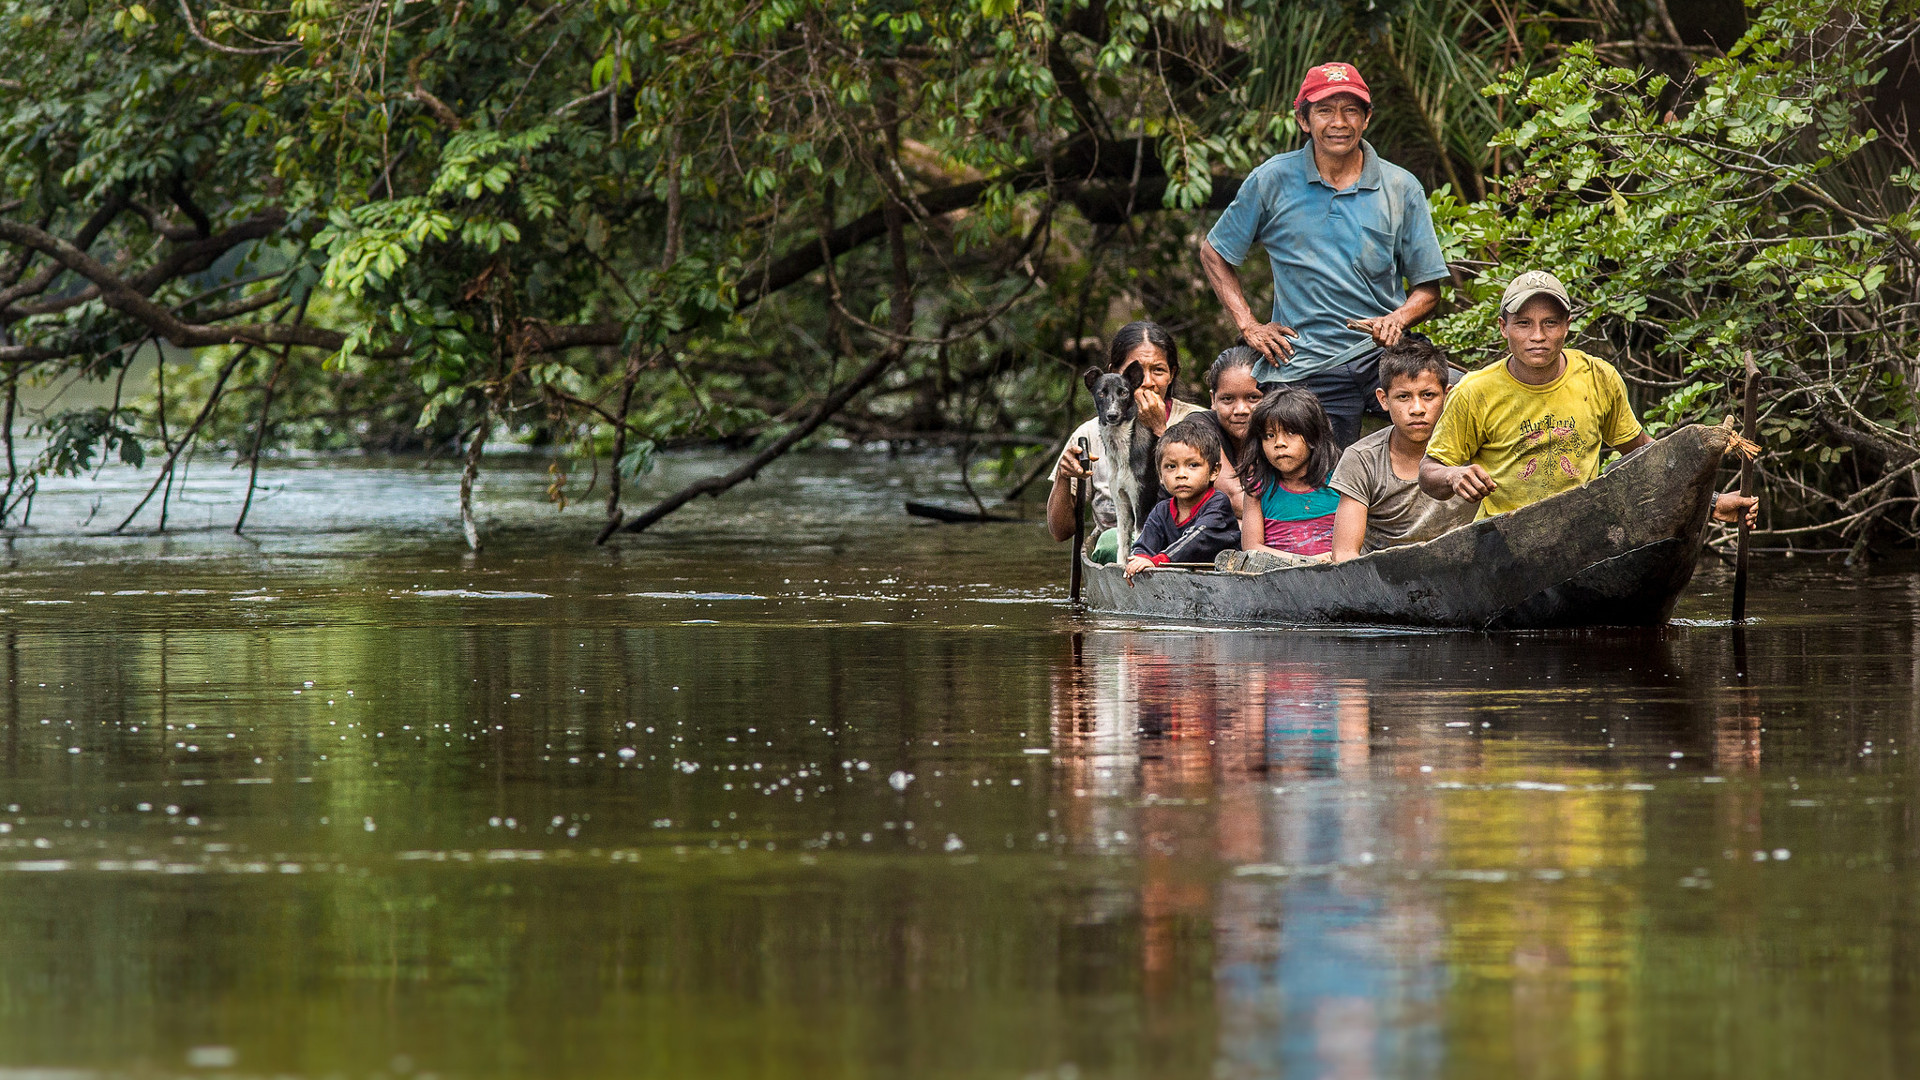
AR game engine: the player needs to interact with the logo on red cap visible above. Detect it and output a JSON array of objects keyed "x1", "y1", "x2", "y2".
[{"x1": 1294, "y1": 63, "x2": 1372, "y2": 110}]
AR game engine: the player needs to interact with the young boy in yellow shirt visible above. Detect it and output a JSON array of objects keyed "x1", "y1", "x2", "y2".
[{"x1": 1419, "y1": 270, "x2": 1757, "y2": 525}]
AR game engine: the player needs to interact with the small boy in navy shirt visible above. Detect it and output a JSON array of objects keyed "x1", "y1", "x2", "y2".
[{"x1": 1125, "y1": 417, "x2": 1242, "y2": 580}]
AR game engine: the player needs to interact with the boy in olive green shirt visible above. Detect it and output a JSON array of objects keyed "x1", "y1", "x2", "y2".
[{"x1": 1328, "y1": 340, "x2": 1473, "y2": 559}]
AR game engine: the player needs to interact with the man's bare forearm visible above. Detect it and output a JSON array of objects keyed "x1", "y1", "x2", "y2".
[
  {"x1": 1418, "y1": 457, "x2": 1456, "y2": 502},
  {"x1": 1203, "y1": 240, "x2": 1296, "y2": 360},
  {"x1": 1612, "y1": 432, "x2": 1653, "y2": 455},
  {"x1": 1395, "y1": 281, "x2": 1441, "y2": 327},
  {"x1": 1421, "y1": 455, "x2": 1497, "y2": 502},
  {"x1": 1349, "y1": 282, "x2": 1443, "y2": 348},
  {"x1": 1200, "y1": 241, "x2": 1258, "y2": 333}
]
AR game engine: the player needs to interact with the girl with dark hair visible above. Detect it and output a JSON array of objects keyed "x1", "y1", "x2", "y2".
[
  {"x1": 1045, "y1": 321, "x2": 1204, "y2": 562},
  {"x1": 1204, "y1": 346, "x2": 1263, "y2": 451},
  {"x1": 1236, "y1": 388, "x2": 1341, "y2": 561}
]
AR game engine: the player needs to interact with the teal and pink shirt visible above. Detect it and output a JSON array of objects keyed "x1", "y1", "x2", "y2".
[{"x1": 1252, "y1": 479, "x2": 1340, "y2": 556}]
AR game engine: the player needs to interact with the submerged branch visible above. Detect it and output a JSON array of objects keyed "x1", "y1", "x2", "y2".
[
  {"x1": 460, "y1": 413, "x2": 492, "y2": 552},
  {"x1": 112, "y1": 343, "x2": 254, "y2": 534}
]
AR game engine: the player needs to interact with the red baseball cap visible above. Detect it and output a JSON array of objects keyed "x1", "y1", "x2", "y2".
[{"x1": 1294, "y1": 63, "x2": 1372, "y2": 110}]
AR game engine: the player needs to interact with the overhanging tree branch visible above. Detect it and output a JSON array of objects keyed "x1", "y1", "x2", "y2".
[
  {"x1": 174, "y1": 0, "x2": 297, "y2": 55},
  {"x1": 0, "y1": 210, "x2": 292, "y2": 323},
  {"x1": 0, "y1": 215, "x2": 617, "y2": 358},
  {"x1": 0, "y1": 216, "x2": 346, "y2": 351},
  {"x1": 735, "y1": 137, "x2": 1241, "y2": 308},
  {"x1": 0, "y1": 147, "x2": 1237, "y2": 369},
  {"x1": 0, "y1": 194, "x2": 127, "y2": 310}
]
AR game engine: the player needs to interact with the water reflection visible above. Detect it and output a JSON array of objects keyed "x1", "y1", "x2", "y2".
[
  {"x1": 1056, "y1": 633, "x2": 1437, "y2": 1079},
  {"x1": 1048, "y1": 620, "x2": 1920, "y2": 1079}
]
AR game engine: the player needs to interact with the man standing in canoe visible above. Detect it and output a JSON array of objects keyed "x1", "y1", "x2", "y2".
[
  {"x1": 1199, "y1": 62, "x2": 1452, "y2": 448},
  {"x1": 1419, "y1": 269, "x2": 1759, "y2": 525}
]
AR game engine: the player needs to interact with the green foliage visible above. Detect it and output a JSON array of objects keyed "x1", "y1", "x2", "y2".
[
  {"x1": 619, "y1": 439, "x2": 658, "y2": 480},
  {"x1": 30, "y1": 407, "x2": 146, "y2": 477},
  {"x1": 11, "y1": 0, "x2": 1909, "y2": 544}
]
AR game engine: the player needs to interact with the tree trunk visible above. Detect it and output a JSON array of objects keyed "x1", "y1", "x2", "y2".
[{"x1": 461, "y1": 413, "x2": 492, "y2": 552}]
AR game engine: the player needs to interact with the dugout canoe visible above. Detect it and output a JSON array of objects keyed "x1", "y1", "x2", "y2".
[{"x1": 1082, "y1": 420, "x2": 1737, "y2": 631}]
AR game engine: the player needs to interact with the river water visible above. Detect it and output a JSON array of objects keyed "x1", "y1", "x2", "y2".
[{"x1": 0, "y1": 448, "x2": 1915, "y2": 1078}]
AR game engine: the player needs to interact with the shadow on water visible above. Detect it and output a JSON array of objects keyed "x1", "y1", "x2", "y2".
[{"x1": 0, "y1": 451, "x2": 1917, "y2": 1077}]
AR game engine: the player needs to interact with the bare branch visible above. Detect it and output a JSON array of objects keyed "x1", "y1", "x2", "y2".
[
  {"x1": 407, "y1": 88, "x2": 463, "y2": 129},
  {"x1": 0, "y1": 214, "x2": 340, "y2": 351},
  {"x1": 551, "y1": 82, "x2": 614, "y2": 118},
  {"x1": 0, "y1": 194, "x2": 126, "y2": 309},
  {"x1": 174, "y1": 0, "x2": 297, "y2": 55}
]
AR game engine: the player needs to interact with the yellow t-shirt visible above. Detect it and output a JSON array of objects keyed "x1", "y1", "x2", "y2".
[{"x1": 1425, "y1": 348, "x2": 1643, "y2": 519}]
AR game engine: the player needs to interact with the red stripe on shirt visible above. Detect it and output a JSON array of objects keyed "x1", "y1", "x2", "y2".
[{"x1": 1264, "y1": 514, "x2": 1334, "y2": 556}]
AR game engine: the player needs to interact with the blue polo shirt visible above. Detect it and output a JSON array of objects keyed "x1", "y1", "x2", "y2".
[{"x1": 1206, "y1": 142, "x2": 1449, "y2": 383}]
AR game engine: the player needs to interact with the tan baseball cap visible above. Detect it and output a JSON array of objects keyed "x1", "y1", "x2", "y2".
[{"x1": 1499, "y1": 269, "x2": 1572, "y2": 316}]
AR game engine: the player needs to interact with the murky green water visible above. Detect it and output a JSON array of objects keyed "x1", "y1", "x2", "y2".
[{"x1": 1, "y1": 450, "x2": 1917, "y2": 1078}]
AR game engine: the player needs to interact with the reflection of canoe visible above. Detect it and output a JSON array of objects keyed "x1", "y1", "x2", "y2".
[{"x1": 1084, "y1": 421, "x2": 1735, "y2": 631}]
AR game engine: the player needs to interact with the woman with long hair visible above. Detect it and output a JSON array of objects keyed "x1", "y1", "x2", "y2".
[{"x1": 1045, "y1": 321, "x2": 1205, "y2": 562}]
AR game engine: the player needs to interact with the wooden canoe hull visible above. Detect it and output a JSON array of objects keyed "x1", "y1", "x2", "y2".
[{"x1": 1084, "y1": 422, "x2": 1733, "y2": 631}]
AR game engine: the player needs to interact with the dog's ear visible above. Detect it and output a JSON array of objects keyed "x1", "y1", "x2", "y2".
[
  {"x1": 1082, "y1": 367, "x2": 1104, "y2": 393},
  {"x1": 1122, "y1": 363, "x2": 1147, "y2": 391}
]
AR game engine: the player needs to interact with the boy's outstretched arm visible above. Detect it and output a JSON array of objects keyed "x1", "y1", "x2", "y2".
[
  {"x1": 1420, "y1": 456, "x2": 1495, "y2": 503},
  {"x1": 1330, "y1": 497, "x2": 1370, "y2": 562}
]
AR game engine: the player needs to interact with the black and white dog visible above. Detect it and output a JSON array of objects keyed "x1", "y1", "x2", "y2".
[{"x1": 1083, "y1": 364, "x2": 1159, "y2": 557}]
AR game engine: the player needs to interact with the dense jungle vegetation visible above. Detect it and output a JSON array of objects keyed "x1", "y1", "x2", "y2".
[{"x1": 0, "y1": 0, "x2": 1915, "y2": 551}]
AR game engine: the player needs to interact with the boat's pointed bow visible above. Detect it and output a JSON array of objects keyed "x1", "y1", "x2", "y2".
[
  {"x1": 1707, "y1": 415, "x2": 1743, "y2": 458},
  {"x1": 1672, "y1": 420, "x2": 1743, "y2": 498}
]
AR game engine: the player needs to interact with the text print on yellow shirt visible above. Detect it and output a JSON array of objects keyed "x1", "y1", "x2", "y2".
[{"x1": 1516, "y1": 414, "x2": 1584, "y2": 481}]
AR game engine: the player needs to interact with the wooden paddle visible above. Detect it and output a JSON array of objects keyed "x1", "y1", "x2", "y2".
[
  {"x1": 1731, "y1": 351, "x2": 1759, "y2": 623},
  {"x1": 1069, "y1": 437, "x2": 1090, "y2": 607}
]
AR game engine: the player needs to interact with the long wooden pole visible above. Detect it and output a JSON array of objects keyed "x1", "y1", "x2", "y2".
[
  {"x1": 1069, "y1": 436, "x2": 1090, "y2": 607},
  {"x1": 1731, "y1": 351, "x2": 1759, "y2": 622}
]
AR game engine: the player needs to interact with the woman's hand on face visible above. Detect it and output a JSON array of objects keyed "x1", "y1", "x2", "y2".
[
  {"x1": 1134, "y1": 387, "x2": 1170, "y2": 436},
  {"x1": 1056, "y1": 443, "x2": 1095, "y2": 480}
]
